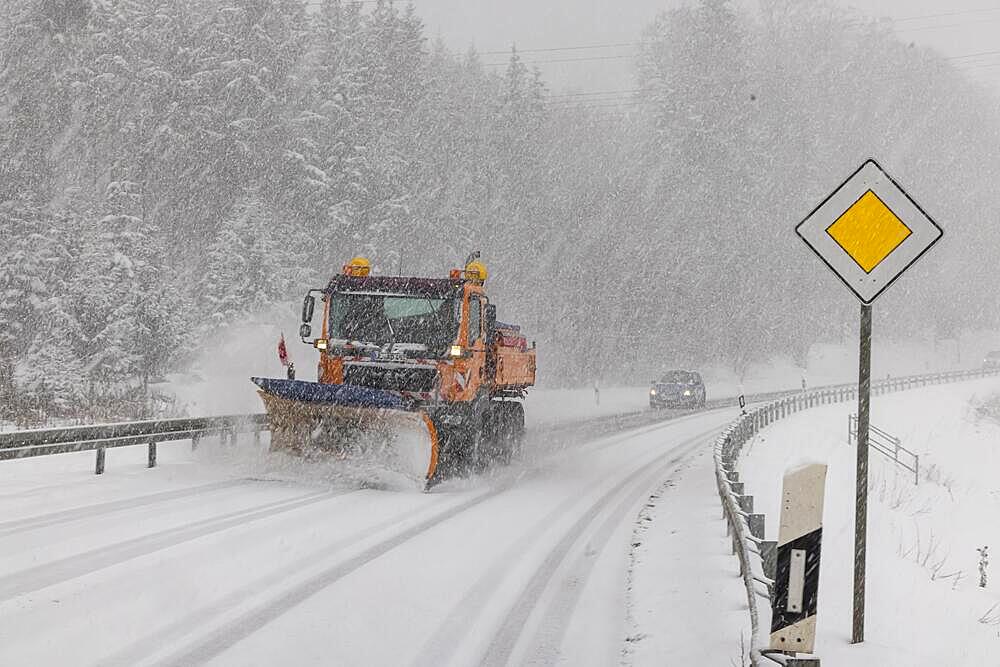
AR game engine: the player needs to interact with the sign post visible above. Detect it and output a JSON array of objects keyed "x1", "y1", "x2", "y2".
[
  {"x1": 853, "y1": 303, "x2": 872, "y2": 643},
  {"x1": 795, "y1": 159, "x2": 942, "y2": 644}
]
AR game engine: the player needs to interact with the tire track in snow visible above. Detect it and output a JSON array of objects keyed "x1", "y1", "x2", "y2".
[
  {"x1": 0, "y1": 479, "x2": 249, "y2": 536},
  {"x1": 155, "y1": 488, "x2": 503, "y2": 667},
  {"x1": 410, "y1": 485, "x2": 586, "y2": 667},
  {"x1": 479, "y1": 429, "x2": 715, "y2": 666},
  {"x1": 414, "y1": 423, "x2": 719, "y2": 667},
  {"x1": 0, "y1": 489, "x2": 350, "y2": 602},
  {"x1": 102, "y1": 494, "x2": 443, "y2": 667},
  {"x1": 509, "y1": 407, "x2": 727, "y2": 487},
  {"x1": 519, "y1": 450, "x2": 700, "y2": 666},
  {"x1": 149, "y1": 416, "x2": 717, "y2": 667}
]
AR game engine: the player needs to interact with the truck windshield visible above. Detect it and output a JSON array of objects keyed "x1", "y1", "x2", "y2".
[{"x1": 328, "y1": 292, "x2": 458, "y2": 352}]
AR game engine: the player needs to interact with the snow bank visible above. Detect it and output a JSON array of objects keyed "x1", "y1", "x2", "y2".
[{"x1": 740, "y1": 378, "x2": 1000, "y2": 665}]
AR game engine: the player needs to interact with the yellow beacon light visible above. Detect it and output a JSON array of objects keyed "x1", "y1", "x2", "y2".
[
  {"x1": 465, "y1": 260, "x2": 487, "y2": 283},
  {"x1": 344, "y1": 256, "x2": 372, "y2": 277}
]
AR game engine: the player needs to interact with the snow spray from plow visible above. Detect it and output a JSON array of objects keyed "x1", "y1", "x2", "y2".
[{"x1": 253, "y1": 378, "x2": 439, "y2": 488}]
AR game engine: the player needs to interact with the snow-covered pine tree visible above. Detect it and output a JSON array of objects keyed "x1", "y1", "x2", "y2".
[
  {"x1": 15, "y1": 294, "x2": 86, "y2": 419},
  {"x1": 0, "y1": 195, "x2": 76, "y2": 419}
]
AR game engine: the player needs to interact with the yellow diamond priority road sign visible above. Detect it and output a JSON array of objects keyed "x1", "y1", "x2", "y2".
[{"x1": 796, "y1": 159, "x2": 942, "y2": 304}]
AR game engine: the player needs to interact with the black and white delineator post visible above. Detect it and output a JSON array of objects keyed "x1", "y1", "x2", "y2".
[{"x1": 770, "y1": 463, "x2": 827, "y2": 655}]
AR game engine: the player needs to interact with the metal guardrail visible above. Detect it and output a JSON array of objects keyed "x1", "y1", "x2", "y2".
[
  {"x1": 0, "y1": 414, "x2": 268, "y2": 474},
  {"x1": 848, "y1": 414, "x2": 918, "y2": 484},
  {"x1": 0, "y1": 385, "x2": 837, "y2": 477},
  {"x1": 714, "y1": 366, "x2": 1000, "y2": 666}
]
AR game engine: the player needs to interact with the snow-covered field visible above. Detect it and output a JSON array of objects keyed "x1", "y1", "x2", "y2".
[
  {"x1": 0, "y1": 403, "x2": 750, "y2": 666},
  {"x1": 740, "y1": 377, "x2": 1000, "y2": 665}
]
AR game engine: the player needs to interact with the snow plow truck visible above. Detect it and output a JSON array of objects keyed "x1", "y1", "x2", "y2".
[{"x1": 252, "y1": 255, "x2": 536, "y2": 488}]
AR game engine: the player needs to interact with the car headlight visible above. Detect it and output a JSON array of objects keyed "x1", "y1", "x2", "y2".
[
  {"x1": 683, "y1": 389, "x2": 692, "y2": 396},
  {"x1": 649, "y1": 389, "x2": 657, "y2": 396}
]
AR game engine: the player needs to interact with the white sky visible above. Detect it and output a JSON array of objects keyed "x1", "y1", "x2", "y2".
[{"x1": 407, "y1": 0, "x2": 1000, "y2": 94}]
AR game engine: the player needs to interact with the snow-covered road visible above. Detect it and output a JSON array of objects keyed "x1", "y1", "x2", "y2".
[{"x1": 0, "y1": 407, "x2": 746, "y2": 666}]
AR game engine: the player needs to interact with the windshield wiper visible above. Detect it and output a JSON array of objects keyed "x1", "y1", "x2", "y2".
[
  {"x1": 425, "y1": 297, "x2": 447, "y2": 334},
  {"x1": 384, "y1": 314, "x2": 396, "y2": 341}
]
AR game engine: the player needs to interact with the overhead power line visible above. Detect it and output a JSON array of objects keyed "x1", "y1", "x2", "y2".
[
  {"x1": 480, "y1": 42, "x2": 635, "y2": 56},
  {"x1": 895, "y1": 16, "x2": 1000, "y2": 33},
  {"x1": 484, "y1": 54, "x2": 634, "y2": 67},
  {"x1": 892, "y1": 5, "x2": 1000, "y2": 23}
]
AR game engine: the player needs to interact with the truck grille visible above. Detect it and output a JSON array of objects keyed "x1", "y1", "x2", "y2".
[{"x1": 344, "y1": 365, "x2": 438, "y2": 393}]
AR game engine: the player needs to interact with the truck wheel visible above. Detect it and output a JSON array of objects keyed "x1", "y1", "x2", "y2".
[
  {"x1": 434, "y1": 407, "x2": 485, "y2": 477},
  {"x1": 492, "y1": 401, "x2": 525, "y2": 465}
]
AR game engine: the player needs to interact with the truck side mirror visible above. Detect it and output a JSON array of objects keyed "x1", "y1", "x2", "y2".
[
  {"x1": 485, "y1": 304, "x2": 497, "y2": 342},
  {"x1": 302, "y1": 295, "x2": 315, "y2": 323}
]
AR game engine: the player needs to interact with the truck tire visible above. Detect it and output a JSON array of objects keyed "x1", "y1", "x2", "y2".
[
  {"x1": 461, "y1": 398, "x2": 492, "y2": 475},
  {"x1": 491, "y1": 401, "x2": 525, "y2": 465},
  {"x1": 433, "y1": 400, "x2": 487, "y2": 477}
]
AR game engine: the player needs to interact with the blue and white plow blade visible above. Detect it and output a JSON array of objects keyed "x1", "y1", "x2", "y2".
[{"x1": 251, "y1": 377, "x2": 440, "y2": 487}]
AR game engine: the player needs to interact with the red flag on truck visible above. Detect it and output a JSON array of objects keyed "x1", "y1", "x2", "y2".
[{"x1": 278, "y1": 333, "x2": 289, "y2": 367}]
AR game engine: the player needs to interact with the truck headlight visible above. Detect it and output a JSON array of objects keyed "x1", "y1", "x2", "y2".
[
  {"x1": 649, "y1": 389, "x2": 657, "y2": 396},
  {"x1": 450, "y1": 345, "x2": 463, "y2": 358},
  {"x1": 683, "y1": 389, "x2": 692, "y2": 396},
  {"x1": 314, "y1": 338, "x2": 329, "y2": 351}
]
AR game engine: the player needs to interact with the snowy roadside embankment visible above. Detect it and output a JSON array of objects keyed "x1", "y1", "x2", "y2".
[{"x1": 740, "y1": 378, "x2": 1000, "y2": 665}]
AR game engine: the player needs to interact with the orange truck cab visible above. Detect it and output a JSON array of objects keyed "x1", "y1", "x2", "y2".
[{"x1": 295, "y1": 256, "x2": 536, "y2": 476}]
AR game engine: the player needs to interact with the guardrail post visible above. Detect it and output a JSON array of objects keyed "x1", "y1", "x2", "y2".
[
  {"x1": 148, "y1": 440, "x2": 157, "y2": 468},
  {"x1": 191, "y1": 433, "x2": 200, "y2": 452},
  {"x1": 254, "y1": 426, "x2": 261, "y2": 448},
  {"x1": 731, "y1": 481, "x2": 744, "y2": 496},
  {"x1": 727, "y1": 470, "x2": 739, "y2": 483},
  {"x1": 95, "y1": 446, "x2": 105, "y2": 475},
  {"x1": 738, "y1": 495, "x2": 754, "y2": 514},
  {"x1": 749, "y1": 513, "x2": 765, "y2": 540}
]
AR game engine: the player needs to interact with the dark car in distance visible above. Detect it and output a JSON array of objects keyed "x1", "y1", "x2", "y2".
[{"x1": 649, "y1": 370, "x2": 706, "y2": 409}]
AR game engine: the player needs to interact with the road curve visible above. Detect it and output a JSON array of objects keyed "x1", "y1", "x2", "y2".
[{"x1": 0, "y1": 407, "x2": 736, "y2": 666}]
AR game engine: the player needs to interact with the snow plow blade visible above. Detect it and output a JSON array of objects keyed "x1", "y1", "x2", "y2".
[{"x1": 251, "y1": 377, "x2": 439, "y2": 487}]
